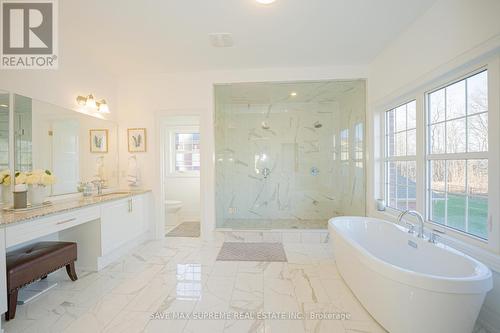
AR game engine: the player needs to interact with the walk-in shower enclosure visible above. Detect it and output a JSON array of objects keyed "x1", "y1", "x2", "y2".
[{"x1": 215, "y1": 81, "x2": 366, "y2": 229}]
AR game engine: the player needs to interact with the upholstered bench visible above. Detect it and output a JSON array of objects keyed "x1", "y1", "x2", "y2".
[{"x1": 5, "y1": 242, "x2": 78, "y2": 320}]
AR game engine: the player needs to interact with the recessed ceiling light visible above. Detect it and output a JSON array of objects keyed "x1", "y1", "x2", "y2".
[
  {"x1": 290, "y1": 92, "x2": 297, "y2": 97},
  {"x1": 256, "y1": 0, "x2": 276, "y2": 4}
]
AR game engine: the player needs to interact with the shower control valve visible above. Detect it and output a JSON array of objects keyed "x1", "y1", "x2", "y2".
[{"x1": 261, "y1": 168, "x2": 271, "y2": 179}]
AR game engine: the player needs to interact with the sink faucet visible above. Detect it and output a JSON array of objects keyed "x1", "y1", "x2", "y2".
[
  {"x1": 397, "y1": 210, "x2": 425, "y2": 239},
  {"x1": 92, "y1": 180, "x2": 105, "y2": 195}
]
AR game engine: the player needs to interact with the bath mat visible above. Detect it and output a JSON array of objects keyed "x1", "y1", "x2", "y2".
[
  {"x1": 166, "y1": 222, "x2": 200, "y2": 237},
  {"x1": 216, "y1": 242, "x2": 287, "y2": 262}
]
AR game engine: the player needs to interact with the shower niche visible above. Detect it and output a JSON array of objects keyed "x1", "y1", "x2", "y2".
[{"x1": 215, "y1": 80, "x2": 366, "y2": 230}]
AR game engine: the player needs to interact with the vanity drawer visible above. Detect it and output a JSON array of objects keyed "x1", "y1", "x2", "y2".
[{"x1": 5, "y1": 206, "x2": 100, "y2": 248}]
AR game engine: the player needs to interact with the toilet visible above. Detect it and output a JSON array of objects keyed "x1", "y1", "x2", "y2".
[{"x1": 165, "y1": 200, "x2": 183, "y2": 227}]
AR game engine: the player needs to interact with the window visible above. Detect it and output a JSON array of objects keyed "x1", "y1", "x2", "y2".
[
  {"x1": 332, "y1": 135, "x2": 337, "y2": 161},
  {"x1": 175, "y1": 132, "x2": 200, "y2": 172},
  {"x1": 381, "y1": 62, "x2": 498, "y2": 249},
  {"x1": 426, "y1": 70, "x2": 488, "y2": 239},
  {"x1": 169, "y1": 130, "x2": 200, "y2": 175},
  {"x1": 385, "y1": 100, "x2": 417, "y2": 211},
  {"x1": 354, "y1": 122, "x2": 364, "y2": 168},
  {"x1": 340, "y1": 128, "x2": 349, "y2": 161}
]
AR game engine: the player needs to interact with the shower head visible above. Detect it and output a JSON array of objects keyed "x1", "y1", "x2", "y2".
[{"x1": 313, "y1": 121, "x2": 322, "y2": 128}]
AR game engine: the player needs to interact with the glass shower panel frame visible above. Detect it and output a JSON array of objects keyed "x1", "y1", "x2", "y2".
[{"x1": 215, "y1": 80, "x2": 366, "y2": 229}]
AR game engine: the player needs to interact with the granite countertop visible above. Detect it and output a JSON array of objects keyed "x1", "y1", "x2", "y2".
[{"x1": 0, "y1": 190, "x2": 151, "y2": 226}]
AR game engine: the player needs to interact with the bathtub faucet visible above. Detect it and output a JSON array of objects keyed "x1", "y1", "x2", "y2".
[{"x1": 397, "y1": 210, "x2": 425, "y2": 239}]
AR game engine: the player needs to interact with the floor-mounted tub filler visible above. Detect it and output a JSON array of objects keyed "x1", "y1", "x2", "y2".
[{"x1": 329, "y1": 216, "x2": 492, "y2": 333}]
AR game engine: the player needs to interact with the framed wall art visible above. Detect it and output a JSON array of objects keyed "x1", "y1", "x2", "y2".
[
  {"x1": 89, "y1": 129, "x2": 108, "y2": 153},
  {"x1": 128, "y1": 128, "x2": 147, "y2": 152}
]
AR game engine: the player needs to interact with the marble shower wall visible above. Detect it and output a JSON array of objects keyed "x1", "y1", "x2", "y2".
[{"x1": 215, "y1": 81, "x2": 366, "y2": 228}]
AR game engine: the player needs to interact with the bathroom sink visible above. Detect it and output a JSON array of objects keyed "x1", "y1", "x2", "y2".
[{"x1": 95, "y1": 191, "x2": 132, "y2": 198}]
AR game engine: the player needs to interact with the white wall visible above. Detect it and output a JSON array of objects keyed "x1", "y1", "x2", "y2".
[
  {"x1": 0, "y1": 60, "x2": 117, "y2": 122},
  {"x1": 116, "y1": 65, "x2": 368, "y2": 238},
  {"x1": 366, "y1": 0, "x2": 500, "y2": 331},
  {"x1": 368, "y1": 0, "x2": 500, "y2": 106},
  {"x1": 367, "y1": 0, "x2": 500, "y2": 226},
  {"x1": 166, "y1": 178, "x2": 200, "y2": 221}
]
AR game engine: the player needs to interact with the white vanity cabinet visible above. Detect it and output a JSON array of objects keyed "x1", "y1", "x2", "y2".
[
  {"x1": 0, "y1": 192, "x2": 151, "y2": 326},
  {"x1": 100, "y1": 194, "x2": 147, "y2": 256},
  {"x1": 2, "y1": 192, "x2": 152, "y2": 274},
  {"x1": 129, "y1": 194, "x2": 147, "y2": 235}
]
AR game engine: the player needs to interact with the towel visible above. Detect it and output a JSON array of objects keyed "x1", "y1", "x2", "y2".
[
  {"x1": 94, "y1": 156, "x2": 105, "y2": 181},
  {"x1": 127, "y1": 156, "x2": 140, "y2": 187}
]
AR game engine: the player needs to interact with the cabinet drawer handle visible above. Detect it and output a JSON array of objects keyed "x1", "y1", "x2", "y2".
[{"x1": 56, "y1": 218, "x2": 77, "y2": 225}]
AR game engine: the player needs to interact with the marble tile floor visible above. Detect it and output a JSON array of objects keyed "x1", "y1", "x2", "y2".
[{"x1": 3, "y1": 235, "x2": 386, "y2": 333}]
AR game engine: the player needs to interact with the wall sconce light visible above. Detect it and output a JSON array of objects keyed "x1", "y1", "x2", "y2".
[
  {"x1": 76, "y1": 94, "x2": 110, "y2": 113},
  {"x1": 96, "y1": 99, "x2": 109, "y2": 113}
]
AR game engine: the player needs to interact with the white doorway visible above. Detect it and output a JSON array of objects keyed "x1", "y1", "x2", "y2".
[{"x1": 160, "y1": 115, "x2": 201, "y2": 236}]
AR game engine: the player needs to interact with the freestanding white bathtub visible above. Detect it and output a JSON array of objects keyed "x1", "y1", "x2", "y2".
[{"x1": 329, "y1": 216, "x2": 492, "y2": 333}]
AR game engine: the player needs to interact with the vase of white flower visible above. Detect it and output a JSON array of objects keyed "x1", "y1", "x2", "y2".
[
  {"x1": 13, "y1": 172, "x2": 29, "y2": 209},
  {"x1": 26, "y1": 170, "x2": 55, "y2": 205},
  {"x1": 29, "y1": 184, "x2": 48, "y2": 205},
  {"x1": 13, "y1": 185, "x2": 28, "y2": 209},
  {"x1": 1, "y1": 185, "x2": 10, "y2": 204}
]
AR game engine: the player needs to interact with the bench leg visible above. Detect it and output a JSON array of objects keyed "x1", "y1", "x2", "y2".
[
  {"x1": 5, "y1": 290, "x2": 18, "y2": 321},
  {"x1": 66, "y1": 262, "x2": 78, "y2": 281}
]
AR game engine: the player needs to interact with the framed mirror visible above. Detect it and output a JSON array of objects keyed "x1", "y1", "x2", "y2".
[
  {"x1": 12, "y1": 94, "x2": 118, "y2": 196},
  {"x1": 0, "y1": 91, "x2": 9, "y2": 172},
  {"x1": 0, "y1": 90, "x2": 11, "y2": 204},
  {"x1": 14, "y1": 94, "x2": 32, "y2": 172}
]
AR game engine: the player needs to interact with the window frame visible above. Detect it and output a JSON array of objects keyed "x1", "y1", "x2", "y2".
[
  {"x1": 425, "y1": 68, "x2": 489, "y2": 240},
  {"x1": 340, "y1": 128, "x2": 349, "y2": 161},
  {"x1": 167, "y1": 126, "x2": 200, "y2": 177},
  {"x1": 384, "y1": 100, "x2": 417, "y2": 212},
  {"x1": 353, "y1": 122, "x2": 364, "y2": 168},
  {"x1": 380, "y1": 57, "x2": 500, "y2": 254}
]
